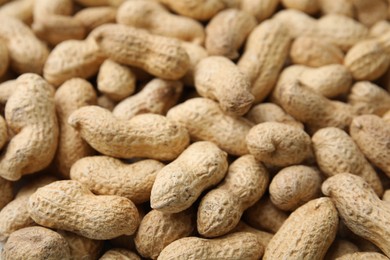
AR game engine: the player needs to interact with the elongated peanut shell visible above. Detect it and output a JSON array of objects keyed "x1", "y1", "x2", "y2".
[
  {"x1": 68, "y1": 106, "x2": 190, "y2": 161},
  {"x1": 263, "y1": 198, "x2": 338, "y2": 260},
  {"x1": 71, "y1": 156, "x2": 164, "y2": 204},
  {"x1": 322, "y1": 173, "x2": 390, "y2": 257},
  {"x1": 151, "y1": 141, "x2": 228, "y2": 213},
  {"x1": 158, "y1": 232, "x2": 264, "y2": 260},
  {"x1": 29, "y1": 180, "x2": 140, "y2": 240}
]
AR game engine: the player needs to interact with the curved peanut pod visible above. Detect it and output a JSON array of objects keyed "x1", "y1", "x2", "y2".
[
  {"x1": 318, "y1": 0, "x2": 354, "y2": 17},
  {"x1": 194, "y1": 56, "x2": 254, "y2": 116},
  {"x1": 68, "y1": 106, "x2": 190, "y2": 161},
  {"x1": 0, "y1": 176, "x2": 57, "y2": 242},
  {"x1": 117, "y1": 0, "x2": 205, "y2": 44},
  {"x1": 0, "y1": 74, "x2": 58, "y2": 181},
  {"x1": 57, "y1": 231, "x2": 103, "y2": 260},
  {"x1": 0, "y1": 41, "x2": 9, "y2": 78},
  {"x1": 0, "y1": 0, "x2": 35, "y2": 23},
  {"x1": 0, "y1": 115, "x2": 7, "y2": 150},
  {"x1": 74, "y1": 7, "x2": 117, "y2": 33},
  {"x1": 240, "y1": 0, "x2": 279, "y2": 22},
  {"x1": 97, "y1": 59, "x2": 136, "y2": 101},
  {"x1": 0, "y1": 16, "x2": 49, "y2": 74},
  {"x1": 158, "y1": 232, "x2": 264, "y2": 260},
  {"x1": 100, "y1": 249, "x2": 141, "y2": 260},
  {"x1": 55, "y1": 78, "x2": 97, "y2": 178},
  {"x1": 113, "y1": 78, "x2": 183, "y2": 120},
  {"x1": 44, "y1": 38, "x2": 105, "y2": 87},
  {"x1": 151, "y1": 141, "x2": 228, "y2": 213},
  {"x1": 29, "y1": 180, "x2": 140, "y2": 240},
  {"x1": 156, "y1": 0, "x2": 239, "y2": 21},
  {"x1": 238, "y1": 19, "x2": 291, "y2": 103},
  {"x1": 273, "y1": 9, "x2": 317, "y2": 38},
  {"x1": 90, "y1": 24, "x2": 190, "y2": 80},
  {"x1": 312, "y1": 127, "x2": 383, "y2": 196},
  {"x1": 197, "y1": 155, "x2": 269, "y2": 237},
  {"x1": 350, "y1": 115, "x2": 390, "y2": 177},
  {"x1": 71, "y1": 156, "x2": 164, "y2": 204},
  {"x1": 246, "y1": 122, "x2": 312, "y2": 167},
  {"x1": 135, "y1": 209, "x2": 195, "y2": 259},
  {"x1": 205, "y1": 8, "x2": 256, "y2": 59},
  {"x1": 263, "y1": 198, "x2": 338, "y2": 260},
  {"x1": 272, "y1": 80, "x2": 354, "y2": 133},
  {"x1": 167, "y1": 98, "x2": 253, "y2": 156},
  {"x1": 0, "y1": 177, "x2": 12, "y2": 210},
  {"x1": 322, "y1": 173, "x2": 390, "y2": 257}
]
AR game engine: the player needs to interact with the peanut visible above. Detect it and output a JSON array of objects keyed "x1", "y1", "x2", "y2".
[
  {"x1": 263, "y1": 198, "x2": 338, "y2": 260},
  {"x1": 97, "y1": 95, "x2": 116, "y2": 111},
  {"x1": 0, "y1": 16, "x2": 49, "y2": 74},
  {"x1": 350, "y1": 0, "x2": 388, "y2": 27},
  {"x1": 151, "y1": 141, "x2": 228, "y2": 213},
  {"x1": 0, "y1": 0, "x2": 34, "y2": 25},
  {"x1": 312, "y1": 127, "x2": 383, "y2": 196},
  {"x1": 240, "y1": 0, "x2": 280, "y2": 22},
  {"x1": 0, "y1": 40, "x2": 9, "y2": 78},
  {"x1": 113, "y1": 78, "x2": 183, "y2": 120},
  {"x1": 325, "y1": 239, "x2": 359, "y2": 260},
  {"x1": 197, "y1": 155, "x2": 269, "y2": 237},
  {"x1": 232, "y1": 221, "x2": 273, "y2": 249},
  {"x1": 0, "y1": 80, "x2": 15, "y2": 105},
  {"x1": 370, "y1": 20, "x2": 390, "y2": 38},
  {"x1": 135, "y1": 209, "x2": 195, "y2": 259},
  {"x1": 322, "y1": 173, "x2": 390, "y2": 257},
  {"x1": 194, "y1": 56, "x2": 254, "y2": 116},
  {"x1": 337, "y1": 252, "x2": 390, "y2": 260},
  {"x1": 269, "y1": 165, "x2": 323, "y2": 211},
  {"x1": 350, "y1": 115, "x2": 390, "y2": 177},
  {"x1": 0, "y1": 74, "x2": 58, "y2": 181},
  {"x1": 70, "y1": 156, "x2": 164, "y2": 204},
  {"x1": 238, "y1": 19, "x2": 291, "y2": 103},
  {"x1": 74, "y1": 0, "x2": 124, "y2": 7},
  {"x1": 90, "y1": 24, "x2": 190, "y2": 80},
  {"x1": 246, "y1": 102, "x2": 304, "y2": 129},
  {"x1": 100, "y1": 248, "x2": 141, "y2": 260},
  {"x1": 205, "y1": 8, "x2": 256, "y2": 59},
  {"x1": 28, "y1": 180, "x2": 140, "y2": 240},
  {"x1": 58, "y1": 230, "x2": 103, "y2": 260},
  {"x1": 54, "y1": 78, "x2": 97, "y2": 178},
  {"x1": 246, "y1": 122, "x2": 312, "y2": 167},
  {"x1": 0, "y1": 177, "x2": 12, "y2": 210},
  {"x1": 117, "y1": 0, "x2": 205, "y2": 45},
  {"x1": 166, "y1": 97, "x2": 253, "y2": 156},
  {"x1": 97, "y1": 59, "x2": 136, "y2": 101},
  {"x1": 158, "y1": 232, "x2": 264, "y2": 260},
  {"x1": 68, "y1": 106, "x2": 190, "y2": 161},
  {"x1": 273, "y1": 9, "x2": 317, "y2": 38},
  {"x1": 74, "y1": 6, "x2": 117, "y2": 33},
  {"x1": 383, "y1": 190, "x2": 390, "y2": 202},
  {"x1": 281, "y1": 0, "x2": 320, "y2": 14},
  {"x1": 180, "y1": 41, "x2": 208, "y2": 86},
  {"x1": 318, "y1": 0, "x2": 354, "y2": 17},
  {"x1": 1, "y1": 226, "x2": 71, "y2": 260}
]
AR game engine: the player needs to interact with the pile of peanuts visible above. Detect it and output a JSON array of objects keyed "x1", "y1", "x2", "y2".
[{"x1": 0, "y1": 0, "x2": 390, "y2": 259}]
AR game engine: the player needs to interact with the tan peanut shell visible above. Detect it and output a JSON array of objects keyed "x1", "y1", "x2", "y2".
[
  {"x1": 0, "y1": 74, "x2": 58, "y2": 181},
  {"x1": 1, "y1": 226, "x2": 71, "y2": 260},
  {"x1": 97, "y1": 95, "x2": 116, "y2": 111},
  {"x1": 158, "y1": 232, "x2": 264, "y2": 260},
  {"x1": 0, "y1": 16, "x2": 49, "y2": 74},
  {"x1": 244, "y1": 196, "x2": 289, "y2": 233},
  {"x1": 90, "y1": 23, "x2": 190, "y2": 80},
  {"x1": 28, "y1": 180, "x2": 140, "y2": 240},
  {"x1": 135, "y1": 209, "x2": 195, "y2": 259},
  {"x1": 322, "y1": 173, "x2": 390, "y2": 257},
  {"x1": 246, "y1": 122, "x2": 312, "y2": 167},
  {"x1": 269, "y1": 165, "x2": 323, "y2": 211},
  {"x1": 318, "y1": 0, "x2": 354, "y2": 17},
  {"x1": 298, "y1": 64, "x2": 352, "y2": 98},
  {"x1": 0, "y1": 40, "x2": 9, "y2": 78},
  {"x1": 0, "y1": 80, "x2": 16, "y2": 105},
  {"x1": 272, "y1": 80, "x2": 354, "y2": 133},
  {"x1": 348, "y1": 81, "x2": 390, "y2": 116},
  {"x1": 0, "y1": 115, "x2": 7, "y2": 150},
  {"x1": 384, "y1": 190, "x2": 390, "y2": 202},
  {"x1": 181, "y1": 41, "x2": 208, "y2": 86},
  {"x1": 197, "y1": 155, "x2": 269, "y2": 237},
  {"x1": 205, "y1": 8, "x2": 256, "y2": 59},
  {"x1": 273, "y1": 9, "x2": 317, "y2": 38},
  {"x1": 370, "y1": 20, "x2": 390, "y2": 38},
  {"x1": 58, "y1": 230, "x2": 103, "y2": 260},
  {"x1": 156, "y1": 0, "x2": 239, "y2": 21},
  {"x1": 325, "y1": 239, "x2": 359, "y2": 260},
  {"x1": 97, "y1": 59, "x2": 136, "y2": 101},
  {"x1": 74, "y1": 6, "x2": 117, "y2": 33},
  {"x1": 246, "y1": 102, "x2": 304, "y2": 129},
  {"x1": 100, "y1": 248, "x2": 141, "y2": 260},
  {"x1": 263, "y1": 198, "x2": 338, "y2": 260},
  {"x1": 351, "y1": 0, "x2": 388, "y2": 27},
  {"x1": 240, "y1": 0, "x2": 279, "y2": 22},
  {"x1": 281, "y1": 0, "x2": 319, "y2": 14},
  {"x1": 0, "y1": 0, "x2": 35, "y2": 23},
  {"x1": 167, "y1": 98, "x2": 253, "y2": 156},
  {"x1": 0, "y1": 177, "x2": 12, "y2": 210},
  {"x1": 337, "y1": 252, "x2": 390, "y2": 260},
  {"x1": 113, "y1": 78, "x2": 183, "y2": 120},
  {"x1": 194, "y1": 56, "x2": 254, "y2": 116},
  {"x1": 69, "y1": 106, "x2": 189, "y2": 160},
  {"x1": 44, "y1": 37, "x2": 105, "y2": 87},
  {"x1": 312, "y1": 127, "x2": 383, "y2": 196},
  {"x1": 70, "y1": 156, "x2": 164, "y2": 204},
  {"x1": 345, "y1": 40, "x2": 390, "y2": 81},
  {"x1": 0, "y1": 175, "x2": 56, "y2": 241},
  {"x1": 238, "y1": 19, "x2": 291, "y2": 103},
  {"x1": 350, "y1": 115, "x2": 390, "y2": 177},
  {"x1": 55, "y1": 78, "x2": 97, "y2": 179},
  {"x1": 151, "y1": 141, "x2": 228, "y2": 213},
  {"x1": 232, "y1": 221, "x2": 273, "y2": 249},
  {"x1": 290, "y1": 36, "x2": 344, "y2": 67},
  {"x1": 74, "y1": 0, "x2": 124, "y2": 7},
  {"x1": 117, "y1": 0, "x2": 205, "y2": 45}
]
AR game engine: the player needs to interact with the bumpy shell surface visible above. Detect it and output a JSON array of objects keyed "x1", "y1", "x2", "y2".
[
  {"x1": 100, "y1": 248, "x2": 141, "y2": 260},
  {"x1": 58, "y1": 230, "x2": 103, "y2": 260}
]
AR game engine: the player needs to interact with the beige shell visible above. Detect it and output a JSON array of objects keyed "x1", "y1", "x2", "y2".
[
  {"x1": 74, "y1": 6, "x2": 117, "y2": 33},
  {"x1": 240, "y1": 0, "x2": 279, "y2": 22},
  {"x1": 180, "y1": 41, "x2": 208, "y2": 86},
  {"x1": 74, "y1": 0, "x2": 124, "y2": 7},
  {"x1": 351, "y1": 0, "x2": 388, "y2": 27},
  {"x1": 318, "y1": 0, "x2": 354, "y2": 17},
  {"x1": 281, "y1": 0, "x2": 319, "y2": 14},
  {"x1": 100, "y1": 248, "x2": 141, "y2": 260},
  {"x1": 337, "y1": 252, "x2": 389, "y2": 260},
  {"x1": 232, "y1": 221, "x2": 273, "y2": 249},
  {"x1": 0, "y1": 177, "x2": 12, "y2": 211},
  {"x1": 58, "y1": 230, "x2": 103, "y2": 260},
  {"x1": 0, "y1": 0, "x2": 35, "y2": 23},
  {"x1": 325, "y1": 239, "x2": 359, "y2": 260}
]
